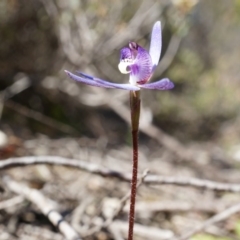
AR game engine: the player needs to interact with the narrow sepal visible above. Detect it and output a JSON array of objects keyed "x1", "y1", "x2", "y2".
[{"x1": 65, "y1": 70, "x2": 140, "y2": 91}]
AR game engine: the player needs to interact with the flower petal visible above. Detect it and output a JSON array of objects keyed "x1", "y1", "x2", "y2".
[
  {"x1": 119, "y1": 47, "x2": 135, "y2": 61},
  {"x1": 139, "y1": 78, "x2": 174, "y2": 90},
  {"x1": 118, "y1": 47, "x2": 136, "y2": 74},
  {"x1": 149, "y1": 21, "x2": 162, "y2": 72},
  {"x1": 129, "y1": 45, "x2": 153, "y2": 85},
  {"x1": 65, "y1": 70, "x2": 140, "y2": 91}
]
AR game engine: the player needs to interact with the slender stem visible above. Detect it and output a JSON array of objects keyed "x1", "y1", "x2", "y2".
[{"x1": 128, "y1": 91, "x2": 141, "y2": 240}]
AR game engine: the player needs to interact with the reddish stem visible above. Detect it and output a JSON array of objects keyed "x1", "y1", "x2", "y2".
[{"x1": 128, "y1": 91, "x2": 141, "y2": 240}]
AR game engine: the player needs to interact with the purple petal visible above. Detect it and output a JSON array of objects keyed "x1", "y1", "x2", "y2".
[
  {"x1": 75, "y1": 71, "x2": 112, "y2": 85},
  {"x1": 75, "y1": 71, "x2": 94, "y2": 79},
  {"x1": 140, "y1": 78, "x2": 174, "y2": 90},
  {"x1": 118, "y1": 45, "x2": 138, "y2": 74},
  {"x1": 129, "y1": 45, "x2": 153, "y2": 85},
  {"x1": 120, "y1": 47, "x2": 135, "y2": 61},
  {"x1": 149, "y1": 21, "x2": 162, "y2": 72},
  {"x1": 65, "y1": 70, "x2": 113, "y2": 88},
  {"x1": 65, "y1": 70, "x2": 140, "y2": 91}
]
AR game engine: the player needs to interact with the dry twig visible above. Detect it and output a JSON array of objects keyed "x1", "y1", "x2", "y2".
[
  {"x1": 2, "y1": 176, "x2": 81, "y2": 240},
  {"x1": 1, "y1": 156, "x2": 240, "y2": 192}
]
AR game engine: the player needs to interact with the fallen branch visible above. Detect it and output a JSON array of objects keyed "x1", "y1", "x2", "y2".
[
  {"x1": 0, "y1": 155, "x2": 130, "y2": 179},
  {"x1": 2, "y1": 176, "x2": 81, "y2": 240},
  {"x1": 144, "y1": 175, "x2": 240, "y2": 192},
  {"x1": 1, "y1": 156, "x2": 240, "y2": 192}
]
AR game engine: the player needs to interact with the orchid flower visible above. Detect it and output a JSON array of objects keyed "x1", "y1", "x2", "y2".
[
  {"x1": 64, "y1": 21, "x2": 174, "y2": 91},
  {"x1": 65, "y1": 21, "x2": 174, "y2": 240}
]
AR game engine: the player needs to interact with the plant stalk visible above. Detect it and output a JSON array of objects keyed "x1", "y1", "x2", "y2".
[{"x1": 128, "y1": 90, "x2": 141, "y2": 240}]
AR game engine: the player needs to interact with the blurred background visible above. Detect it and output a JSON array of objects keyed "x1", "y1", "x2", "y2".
[{"x1": 1, "y1": 0, "x2": 240, "y2": 239}]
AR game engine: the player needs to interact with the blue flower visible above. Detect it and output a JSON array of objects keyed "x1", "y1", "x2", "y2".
[{"x1": 65, "y1": 21, "x2": 174, "y2": 91}]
